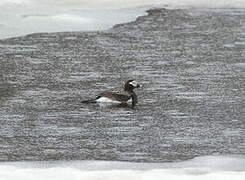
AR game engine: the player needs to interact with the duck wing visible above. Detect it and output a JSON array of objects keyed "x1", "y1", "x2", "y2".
[{"x1": 98, "y1": 90, "x2": 131, "y2": 102}]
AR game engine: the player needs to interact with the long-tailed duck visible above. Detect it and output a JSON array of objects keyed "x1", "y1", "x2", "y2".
[{"x1": 82, "y1": 79, "x2": 140, "y2": 108}]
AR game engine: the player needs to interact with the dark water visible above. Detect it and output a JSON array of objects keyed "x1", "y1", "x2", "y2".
[{"x1": 0, "y1": 8, "x2": 245, "y2": 162}]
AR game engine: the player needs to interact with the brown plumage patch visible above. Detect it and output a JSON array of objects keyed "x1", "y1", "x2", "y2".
[{"x1": 98, "y1": 91, "x2": 132, "y2": 103}]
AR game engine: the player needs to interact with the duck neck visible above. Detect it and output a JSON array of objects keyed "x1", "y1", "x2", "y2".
[{"x1": 124, "y1": 84, "x2": 134, "y2": 92}]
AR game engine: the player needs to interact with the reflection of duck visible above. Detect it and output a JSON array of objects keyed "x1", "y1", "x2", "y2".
[{"x1": 82, "y1": 80, "x2": 140, "y2": 109}]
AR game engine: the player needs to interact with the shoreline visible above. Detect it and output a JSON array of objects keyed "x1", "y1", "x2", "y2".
[
  {"x1": 1, "y1": 6, "x2": 245, "y2": 40},
  {"x1": 0, "y1": 155, "x2": 244, "y2": 180}
]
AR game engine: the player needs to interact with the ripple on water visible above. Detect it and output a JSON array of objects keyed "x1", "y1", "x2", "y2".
[
  {"x1": 235, "y1": 63, "x2": 245, "y2": 69},
  {"x1": 174, "y1": 92, "x2": 207, "y2": 101}
]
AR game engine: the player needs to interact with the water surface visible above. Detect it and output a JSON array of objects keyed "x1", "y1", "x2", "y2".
[{"x1": 0, "y1": 8, "x2": 245, "y2": 162}]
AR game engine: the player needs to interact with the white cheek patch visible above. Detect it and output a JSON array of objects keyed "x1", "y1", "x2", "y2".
[{"x1": 129, "y1": 80, "x2": 138, "y2": 87}]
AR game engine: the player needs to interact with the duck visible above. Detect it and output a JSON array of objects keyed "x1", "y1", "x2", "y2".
[{"x1": 82, "y1": 79, "x2": 140, "y2": 108}]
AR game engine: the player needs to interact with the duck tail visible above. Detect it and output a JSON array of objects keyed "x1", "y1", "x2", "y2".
[
  {"x1": 81, "y1": 97, "x2": 99, "y2": 103},
  {"x1": 81, "y1": 99, "x2": 97, "y2": 103}
]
